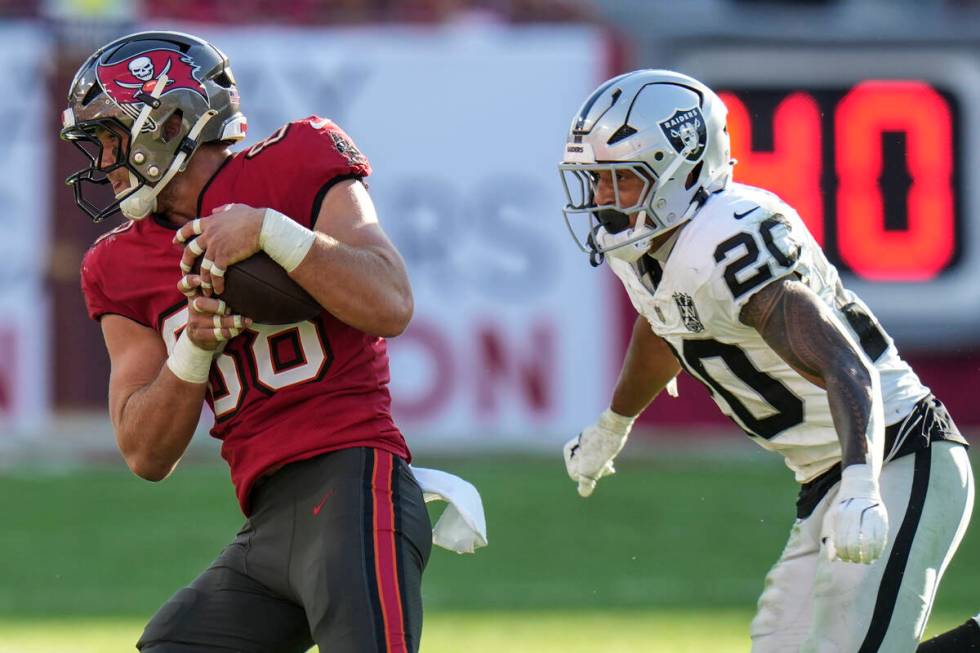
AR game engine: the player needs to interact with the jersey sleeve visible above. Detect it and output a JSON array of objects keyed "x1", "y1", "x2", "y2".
[
  {"x1": 79, "y1": 237, "x2": 151, "y2": 326},
  {"x1": 705, "y1": 204, "x2": 806, "y2": 325},
  {"x1": 249, "y1": 116, "x2": 372, "y2": 230},
  {"x1": 80, "y1": 246, "x2": 113, "y2": 321}
]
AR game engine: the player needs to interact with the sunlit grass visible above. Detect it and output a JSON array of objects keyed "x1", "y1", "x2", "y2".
[
  {"x1": 0, "y1": 610, "x2": 965, "y2": 652},
  {"x1": 0, "y1": 452, "x2": 974, "y2": 651}
]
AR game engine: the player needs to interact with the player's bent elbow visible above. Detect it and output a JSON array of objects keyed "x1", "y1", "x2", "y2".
[
  {"x1": 122, "y1": 451, "x2": 174, "y2": 482},
  {"x1": 379, "y1": 294, "x2": 413, "y2": 338}
]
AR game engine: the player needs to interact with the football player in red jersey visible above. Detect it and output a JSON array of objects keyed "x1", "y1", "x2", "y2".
[{"x1": 61, "y1": 30, "x2": 456, "y2": 653}]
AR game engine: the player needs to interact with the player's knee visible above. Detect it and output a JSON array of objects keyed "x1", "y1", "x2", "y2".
[{"x1": 137, "y1": 588, "x2": 199, "y2": 650}]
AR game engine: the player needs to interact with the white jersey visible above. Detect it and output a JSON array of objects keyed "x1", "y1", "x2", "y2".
[{"x1": 609, "y1": 182, "x2": 930, "y2": 483}]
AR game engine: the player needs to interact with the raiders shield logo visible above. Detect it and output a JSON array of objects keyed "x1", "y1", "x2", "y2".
[
  {"x1": 659, "y1": 107, "x2": 707, "y2": 161},
  {"x1": 673, "y1": 292, "x2": 704, "y2": 333}
]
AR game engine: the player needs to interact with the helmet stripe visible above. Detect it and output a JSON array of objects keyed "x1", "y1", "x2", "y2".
[{"x1": 574, "y1": 73, "x2": 629, "y2": 133}]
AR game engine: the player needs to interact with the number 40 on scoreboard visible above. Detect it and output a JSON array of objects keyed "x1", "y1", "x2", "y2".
[{"x1": 718, "y1": 82, "x2": 959, "y2": 282}]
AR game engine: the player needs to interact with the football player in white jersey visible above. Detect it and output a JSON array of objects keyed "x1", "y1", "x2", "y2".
[{"x1": 558, "y1": 69, "x2": 977, "y2": 652}]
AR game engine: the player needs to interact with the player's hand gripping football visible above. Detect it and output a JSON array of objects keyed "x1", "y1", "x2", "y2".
[
  {"x1": 563, "y1": 409, "x2": 636, "y2": 498},
  {"x1": 174, "y1": 203, "x2": 264, "y2": 296},
  {"x1": 828, "y1": 463, "x2": 889, "y2": 564},
  {"x1": 177, "y1": 274, "x2": 252, "y2": 350}
]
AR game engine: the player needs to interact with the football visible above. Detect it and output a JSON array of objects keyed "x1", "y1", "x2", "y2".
[{"x1": 194, "y1": 252, "x2": 320, "y2": 325}]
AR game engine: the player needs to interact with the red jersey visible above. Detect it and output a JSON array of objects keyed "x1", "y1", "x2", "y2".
[{"x1": 80, "y1": 117, "x2": 410, "y2": 513}]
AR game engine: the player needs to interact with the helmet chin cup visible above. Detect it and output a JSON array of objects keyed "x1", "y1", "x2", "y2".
[
  {"x1": 603, "y1": 233, "x2": 653, "y2": 263},
  {"x1": 120, "y1": 187, "x2": 156, "y2": 220},
  {"x1": 594, "y1": 212, "x2": 656, "y2": 263}
]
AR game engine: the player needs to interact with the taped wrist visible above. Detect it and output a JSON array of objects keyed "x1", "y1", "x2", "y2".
[
  {"x1": 598, "y1": 408, "x2": 636, "y2": 439},
  {"x1": 839, "y1": 463, "x2": 881, "y2": 499},
  {"x1": 166, "y1": 333, "x2": 215, "y2": 384},
  {"x1": 259, "y1": 208, "x2": 316, "y2": 272}
]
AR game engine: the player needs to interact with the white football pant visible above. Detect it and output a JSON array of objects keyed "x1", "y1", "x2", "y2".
[{"x1": 751, "y1": 442, "x2": 974, "y2": 653}]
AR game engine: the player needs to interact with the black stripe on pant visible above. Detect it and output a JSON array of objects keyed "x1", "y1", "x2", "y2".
[{"x1": 858, "y1": 446, "x2": 933, "y2": 652}]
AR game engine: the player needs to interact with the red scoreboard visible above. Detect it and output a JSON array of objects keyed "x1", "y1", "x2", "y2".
[{"x1": 677, "y1": 47, "x2": 979, "y2": 347}]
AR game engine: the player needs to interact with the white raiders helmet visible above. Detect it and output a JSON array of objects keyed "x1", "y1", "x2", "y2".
[{"x1": 559, "y1": 69, "x2": 732, "y2": 265}]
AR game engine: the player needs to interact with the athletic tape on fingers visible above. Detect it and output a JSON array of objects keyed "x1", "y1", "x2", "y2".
[
  {"x1": 175, "y1": 219, "x2": 203, "y2": 244},
  {"x1": 178, "y1": 276, "x2": 195, "y2": 295}
]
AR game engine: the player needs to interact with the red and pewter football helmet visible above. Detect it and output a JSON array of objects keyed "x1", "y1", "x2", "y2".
[{"x1": 61, "y1": 31, "x2": 248, "y2": 222}]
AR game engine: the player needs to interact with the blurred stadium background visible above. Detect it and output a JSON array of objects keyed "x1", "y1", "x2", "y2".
[{"x1": 1, "y1": 0, "x2": 979, "y2": 650}]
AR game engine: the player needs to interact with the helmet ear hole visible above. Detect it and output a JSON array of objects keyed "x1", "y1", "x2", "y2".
[
  {"x1": 654, "y1": 151, "x2": 664, "y2": 161},
  {"x1": 685, "y1": 161, "x2": 704, "y2": 190},
  {"x1": 161, "y1": 109, "x2": 184, "y2": 143}
]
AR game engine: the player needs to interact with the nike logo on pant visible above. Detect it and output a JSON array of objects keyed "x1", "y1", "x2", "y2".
[{"x1": 312, "y1": 489, "x2": 336, "y2": 516}]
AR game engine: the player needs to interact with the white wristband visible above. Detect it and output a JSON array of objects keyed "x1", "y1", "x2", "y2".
[
  {"x1": 259, "y1": 208, "x2": 316, "y2": 272},
  {"x1": 598, "y1": 408, "x2": 636, "y2": 438},
  {"x1": 839, "y1": 463, "x2": 881, "y2": 499},
  {"x1": 166, "y1": 332, "x2": 215, "y2": 384}
]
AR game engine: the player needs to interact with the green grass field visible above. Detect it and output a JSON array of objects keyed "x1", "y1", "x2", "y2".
[{"x1": 0, "y1": 452, "x2": 975, "y2": 651}]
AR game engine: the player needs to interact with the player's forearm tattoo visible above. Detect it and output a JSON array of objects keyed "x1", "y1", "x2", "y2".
[{"x1": 740, "y1": 278, "x2": 875, "y2": 466}]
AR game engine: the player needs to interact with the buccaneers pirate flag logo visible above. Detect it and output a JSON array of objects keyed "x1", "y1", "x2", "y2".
[{"x1": 97, "y1": 49, "x2": 208, "y2": 108}]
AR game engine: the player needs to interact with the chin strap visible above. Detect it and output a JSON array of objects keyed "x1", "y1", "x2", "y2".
[
  {"x1": 120, "y1": 108, "x2": 218, "y2": 220},
  {"x1": 586, "y1": 230, "x2": 605, "y2": 267},
  {"x1": 128, "y1": 74, "x2": 169, "y2": 142}
]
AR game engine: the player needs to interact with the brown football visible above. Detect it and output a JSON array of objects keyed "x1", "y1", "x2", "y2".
[{"x1": 194, "y1": 252, "x2": 320, "y2": 324}]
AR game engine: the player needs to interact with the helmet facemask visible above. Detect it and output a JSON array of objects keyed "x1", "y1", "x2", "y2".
[
  {"x1": 61, "y1": 117, "x2": 144, "y2": 223},
  {"x1": 559, "y1": 161, "x2": 660, "y2": 266}
]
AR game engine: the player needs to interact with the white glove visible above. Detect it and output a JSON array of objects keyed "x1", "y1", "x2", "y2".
[
  {"x1": 829, "y1": 464, "x2": 889, "y2": 564},
  {"x1": 563, "y1": 408, "x2": 635, "y2": 498}
]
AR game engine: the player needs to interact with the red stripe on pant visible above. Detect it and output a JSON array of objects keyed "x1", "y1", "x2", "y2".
[{"x1": 372, "y1": 450, "x2": 408, "y2": 652}]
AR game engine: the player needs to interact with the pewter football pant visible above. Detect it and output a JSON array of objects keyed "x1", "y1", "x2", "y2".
[
  {"x1": 137, "y1": 448, "x2": 431, "y2": 653},
  {"x1": 750, "y1": 442, "x2": 974, "y2": 653}
]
